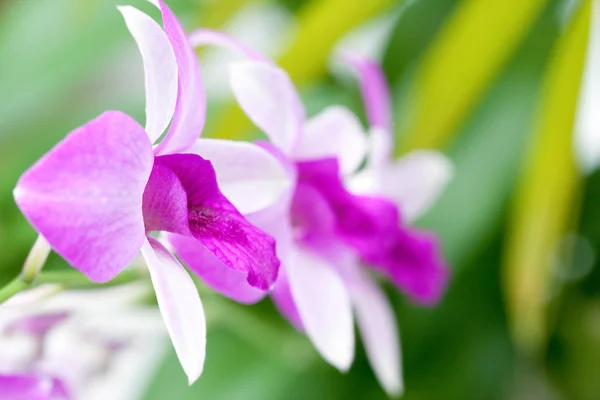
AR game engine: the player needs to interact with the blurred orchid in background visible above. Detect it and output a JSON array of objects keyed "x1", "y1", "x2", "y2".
[
  {"x1": 0, "y1": 283, "x2": 165, "y2": 400},
  {"x1": 13, "y1": 0, "x2": 289, "y2": 384},
  {"x1": 181, "y1": 29, "x2": 452, "y2": 395}
]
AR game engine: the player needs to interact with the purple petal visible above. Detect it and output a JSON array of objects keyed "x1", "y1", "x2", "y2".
[
  {"x1": 142, "y1": 162, "x2": 190, "y2": 235},
  {"x1": 49, "y1": 378, "x2": 70, "y2": 400},
  {"x1": 189, "y1": 29, "x2": 268, "y2": 61},
  {"x1": 291, "y1": 183, "x2": 336, "y2": 242},
  {"x1": 229, "y1": 61, "x2": 305, "y2": 155},
  {"x1": 140, "y1": 237, "x2": 206, "y2": 384},
  {"x1": 0, "y1": 375, "x2": 69, "y2": 400},
  {"x1": 14, "y1": 111, "x2": 153, "y2": 282},
  {"x1": 118, "y1": 5, "x2": 177, "y2": 143},
  {"x1": 297, "y1": 158, "x2": 450, "y2": 305},
  {"x1": 380, "y1": 150, "x2": 454, "y2": 222},
  {"x1": 6, "y1": 312, "x2": 68, "y2": 338},
  {"x1": 286, "y1": 245, "x2": 355, "y2": 371},
  {"x1": 364, "y1": 228, "x2": 450, "y2": 306},
  {"x1": 169, "y1": 234, "x2": 266, "y2": 304},
  {"x1": 341, "y1": 53, "x2": 393, "y2": 133},
  {"x1": 349, "y1": 271, "x2": 403, "y2": 396},
  {"x1": 295, "y1": 106, "x2": 367, "y2": 175},
  {"x1": 154, "y1": 154, "x2": 280, "y2": 290},
  {"x1": 297, "y1": 159, "x2": 399, "y2": 254},
  {"x1": 153, "y1": 0, "x2": 206, "y2": 155},
  {"x1": 186, "y1": 138, "x2": 293, "y2": 214}
]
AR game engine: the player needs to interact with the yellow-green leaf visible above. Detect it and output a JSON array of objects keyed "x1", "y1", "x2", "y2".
[
  {"x1": 399, "y1": 0, "x2": 550, "y2": 152},
  {"x1": 199, "y1": 0, "x2": 249, "y2": 29},
  {"x1": 503, "y1": 0, "x2": 591, "y2": 356}
]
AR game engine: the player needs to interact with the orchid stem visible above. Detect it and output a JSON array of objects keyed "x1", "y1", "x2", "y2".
[
  {"x1": 0, "y1": 269, "x2": 147, "y2": 305},
  {"x1": 21, "y1": 235, "x2": 51, "y2": 284},
  {"x1": 0, "y1": 277, "x2": 29, "y2": 304}
]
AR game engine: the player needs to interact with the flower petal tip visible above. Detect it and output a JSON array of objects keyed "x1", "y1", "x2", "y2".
[
  {"x1": 229, "y1": 60, "x2": 304, "y2": 155},
  {"x1": 386, "y1": 382, "x2": 405, "y2": 399},
  {"x1": 186, "y1": 367, "x2": 204, "y2": 386},
  {"x1": 327, "y1": 341, "x2": 355, "y2": 372},
  {"x1": 409, "y1": 266, "x2": 451, "y2": 307}
]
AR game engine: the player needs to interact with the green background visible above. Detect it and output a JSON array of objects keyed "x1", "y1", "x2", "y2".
[{"x1": 1, "y1": 0, "x2": 598, "y2": 399}]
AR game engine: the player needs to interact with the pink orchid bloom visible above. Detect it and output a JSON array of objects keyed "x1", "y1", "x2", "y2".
[
  {"x1": 175, "y1": 32, "x2": 453, "y2": 395},
  {"x1": 0, "y1": 284, "x2": 166, "y2": 400},
  {"x1": 13, "y1": 0, "x2": 290, "y2": 384}
]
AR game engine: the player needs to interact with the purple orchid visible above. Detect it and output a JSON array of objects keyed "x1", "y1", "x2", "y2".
[
  {"x1": 13, "y1": 0, "x2": 290, "y2": 383},
  {"x1": 172, "y1": 32, "x2": 453, "y2": 395},
  {"x1": 244, "y1": 60, "x2": 452, "y2": 394},
  {"x1": 0, "y1": 284, "x2": 165, "y2": 400}
]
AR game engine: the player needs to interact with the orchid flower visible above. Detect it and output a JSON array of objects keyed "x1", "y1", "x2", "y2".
[
  {"x1": 13, "y1": 0, "x2": 290, "y2": 383},
  {"x1": 0, "y1": 284, "x2": 166, "y2": 400},
  {"x1": 174, "y1": 30, "x2": 454, "y2": 394},
  {"x1": 230, "y1": 58, "x2": 402, "y2": 392},
  {"x1": 172, "y1": 32, "x2": 453, "y2": 395}
]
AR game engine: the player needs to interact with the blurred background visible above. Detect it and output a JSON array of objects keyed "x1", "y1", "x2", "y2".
[{"x1": 1, "y1": 0, "x2": 599, "y2": 398}]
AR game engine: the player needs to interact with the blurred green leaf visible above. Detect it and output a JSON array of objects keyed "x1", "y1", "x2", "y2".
[
  {"x1": 503, "y1": 0, "x2": 590, "y2": 356},
  {"x1": 0, "y1": 0, "x2": 131, "y2": 137},
  {"x1": 388, "y1": 241, "x2": 514, "y2": 400},
  {"x1": 145, "y1": 329, "x2": 295, "y2": 400},
  {"x1": 415, "y1": 3, "x2": 560, "y2": 270},
  {"x1": 382, "y1": 0, "x2": 457, "y2": 84},
  {"x1": 277, "y1": 0, "x2": 396, "y2": 82},
  {"x1": 398, "y1": 0, "x2": 550, "y2": 152},
  {"x1": 198, "y1": 0, "x2": 249, "y2": 29}
]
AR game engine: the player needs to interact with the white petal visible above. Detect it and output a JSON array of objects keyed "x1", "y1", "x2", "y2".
[
  {"x1": 187, "y1": 138, "x2": 293, "y2": 214},
  {"x1": 295, "y1": 106, "x2": 367, "y2": 175},
  {"x1": 286, "y1": 245, "x2": 355, "y2": 371},
  {"x1": 367, "y1": 127, "x2": 394, "y2": 172},
  {"x1": 141, "y1": 238, "x2": 206, "y2": 384},
  {"x1": 346, "y1": 167, "x2": 377, "y2": 195},
  {"x1": 382, "y1": 150, "x2": 453, "y2": 222},
  {"x1": 347, "y1": 127, "x2": 394, "y2": 195},
  {"x1": 118, "y1": 6, "x2": 177, "y2": 142},
  {"x1": 575, "y1": 0, "x2": 600, "y2": 173},
  {"x1": 351, "y1": 272, "x2": 403, "y2": 396},
  {"x1": 85, "y1": 335, "x2": 167, "y2": 400},
  {"x1": 229, "y1": 61, "x2": 304, "y2": 155},
  {"x1": 189, "y1": 29, "x2": 267, "y2": 61}
]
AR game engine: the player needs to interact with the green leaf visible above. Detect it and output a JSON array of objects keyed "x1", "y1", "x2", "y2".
[
  {"x1": 503, "y1": 0, "x2": 591, "y2": 355},
  {"x1": 398, "y1": 0, "x2": 550, "y2": 151},
  {"x1": 382, "y1": 0, "x2": 457, "y2": 84},
  {"x1": 415, "y1": 3, "x2": 560, "y2": 270}
]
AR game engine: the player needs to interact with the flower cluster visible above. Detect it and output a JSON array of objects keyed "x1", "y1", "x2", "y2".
[
  {"x1": 8, "y1": 0, "x2": 453, "y2": 397},
  {"x1": 0, "y1": 284, "x2": 165, "y2": 400}
]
